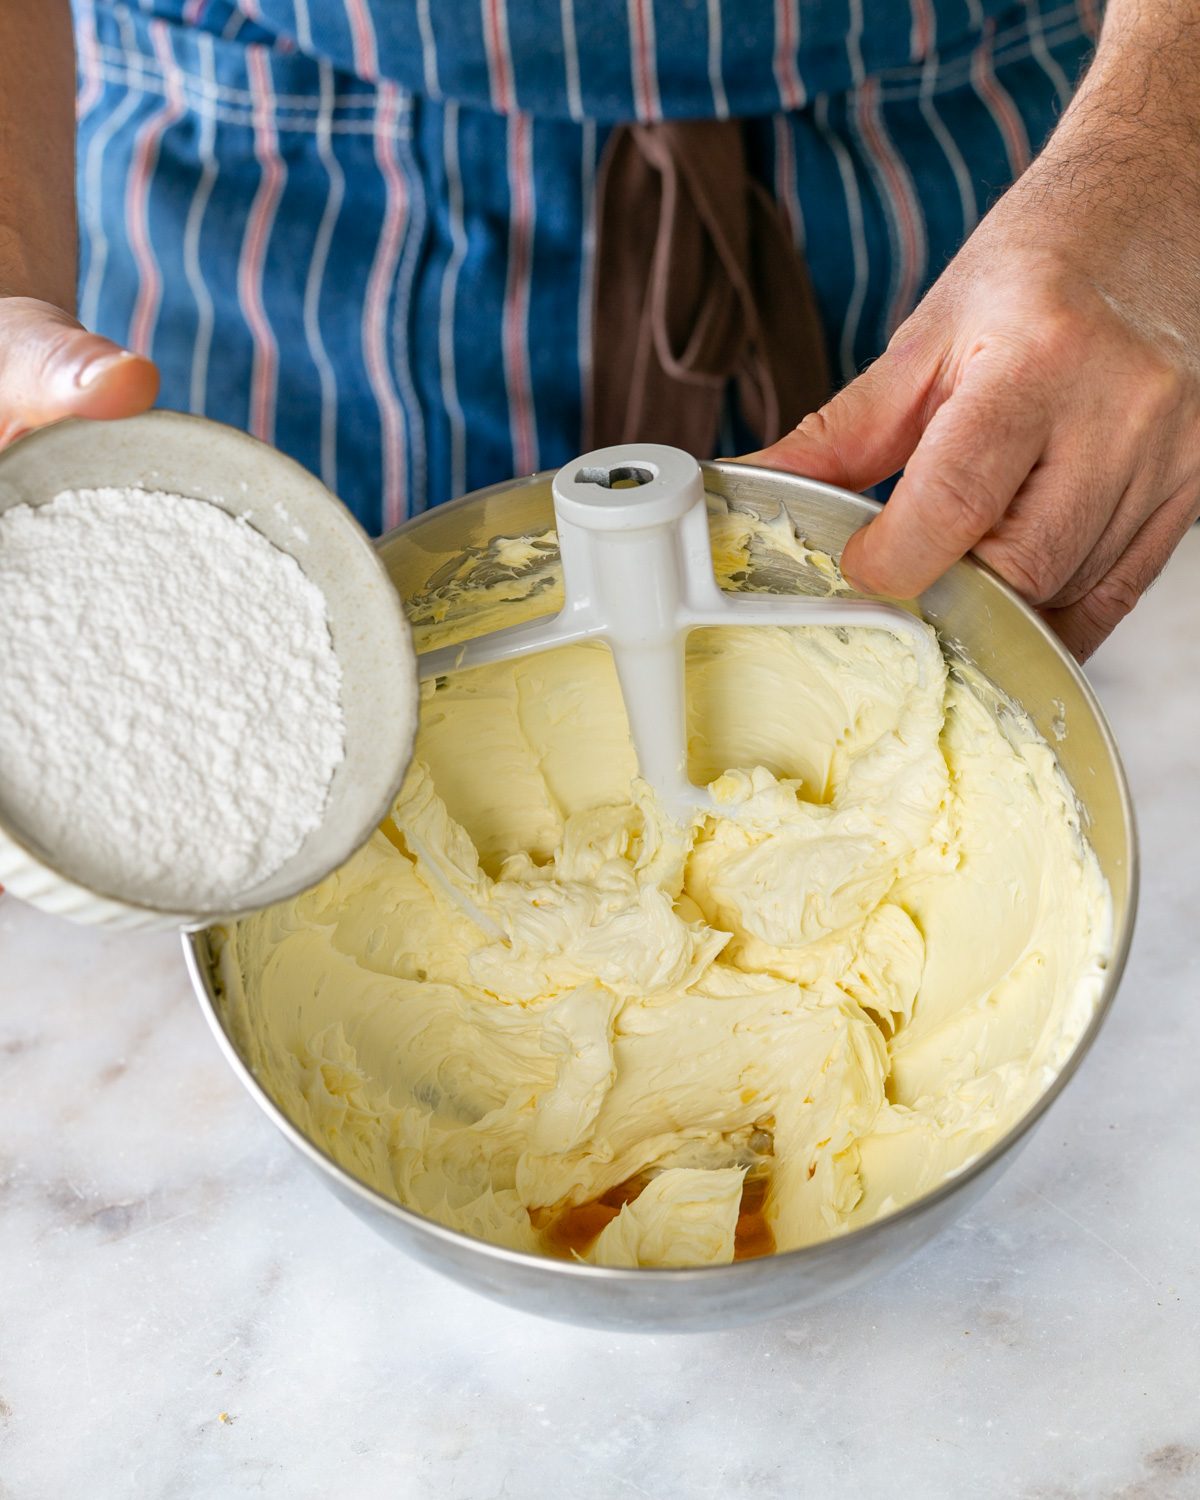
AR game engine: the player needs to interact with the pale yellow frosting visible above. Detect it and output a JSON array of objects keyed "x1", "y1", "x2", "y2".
[{"x1": 216, "y1": 505, "x2": 1112, "y2": 1269}]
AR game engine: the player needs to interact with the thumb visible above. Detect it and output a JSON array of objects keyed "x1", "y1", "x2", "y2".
[
  {"x1": 737, "y1": 336, "x2": 939, "y2": 493},
  {"x1": 0, "y1": 297, "x2": 159, "y2": 439}
]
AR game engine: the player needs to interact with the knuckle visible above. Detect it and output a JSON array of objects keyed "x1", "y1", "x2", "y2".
[
  {"x1": 795, "y1": 405, "x2": 837, "y2": 446},
  {"x1": 1138, "y1": 356, "x2": 1191, "y2": 421},
  {"x1": 1011, "y1": 305, "x2": 1086, "y2": 376},
  {"x1": 1086, "y1": 569, "x2": 1143, "y2": 626},
  {"x1": 924, "y1": 464, "x2": 1005, "y2": 540},
  {"x1": 1045, "y1": 569, "x2": 1094, "y2": 611},
  {"x1": 990, "y1": 536, "x2": 1059, "y2": 604},
  {"x1": 28, "y1": 328, "x2": 81, "y2": 385},
  {"x1": 793, "y1": 399, "x2": 863, "y2": 472}
]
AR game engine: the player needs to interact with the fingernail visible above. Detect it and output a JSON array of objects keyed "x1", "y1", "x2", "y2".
[{"x1": 74, "y1": 349, "x2": 137, "y2": 389}]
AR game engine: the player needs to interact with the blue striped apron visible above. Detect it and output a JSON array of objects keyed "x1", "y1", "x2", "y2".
[{"x1": 73, "y1": 0, "x2": 1100, "y2": 534}]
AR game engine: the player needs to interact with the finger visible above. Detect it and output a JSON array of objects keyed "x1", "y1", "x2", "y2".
[
  {"x1": 0, "y1": 298, "x2": 158, "y2": 436},
  {"x1": 839, "y1": 356, "x2": 1051, "y2": 599},
  {"x1": 1044, "y1": 487, "x2": 1200, "y2": 661},
  {"x1": 970, "y1": 445, "x2": 1132, "y2": 605},
  {"x1": 1040, "y1": 476, "x2": 1156, "y2": 610},
  {"x1": 739, "y1": 334, "x2": 942, "y2": 493},
  {"x1": 1044, "y1": 426, "x2": 1194, "y2": 606}
]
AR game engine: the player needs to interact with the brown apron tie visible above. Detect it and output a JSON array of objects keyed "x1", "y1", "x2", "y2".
[{"x1": 586, "y1": 119, "x2": 831, "y2": 454}]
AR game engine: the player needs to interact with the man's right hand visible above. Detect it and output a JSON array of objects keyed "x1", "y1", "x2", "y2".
[{"x1": 0, "y1": 298, "x2": 159, "y2": 449}]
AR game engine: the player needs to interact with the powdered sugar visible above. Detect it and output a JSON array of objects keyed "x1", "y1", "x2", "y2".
[{"x1": 0, "y1": 486, "x2": 345, "y2": 910}]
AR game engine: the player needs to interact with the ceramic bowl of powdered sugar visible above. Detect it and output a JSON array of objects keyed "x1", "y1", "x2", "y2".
[{"x1": 0, "y1": 410, "x2": 418, "y2": 932}]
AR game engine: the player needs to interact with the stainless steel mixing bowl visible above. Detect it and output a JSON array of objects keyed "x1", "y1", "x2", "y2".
[{"x1": 186, "y1": 461, "x2": 1137, "y2": 1332}]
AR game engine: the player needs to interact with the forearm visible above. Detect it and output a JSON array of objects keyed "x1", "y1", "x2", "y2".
[
  {"x1": 1046, "y1": 0, "x2": 1200, "y2": 168},
  {"x1": 976, "y1": 0, "x2": 1200, "y2": 354},
  {"x1": 1084, "y1": 0, "x2": 1200, "y2": 120},
  {"x1": 0, "y1": 0, "x2": 78, "y2": 309}
]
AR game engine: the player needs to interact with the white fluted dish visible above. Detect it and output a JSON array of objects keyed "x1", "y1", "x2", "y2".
[{"x1": 0, "y1": 411, "x2": 418, "y2": 932}]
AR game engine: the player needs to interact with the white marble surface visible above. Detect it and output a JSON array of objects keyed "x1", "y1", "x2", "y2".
[{"x1": 2, "y1": 537, "x2": 1199, "y2": 1500}]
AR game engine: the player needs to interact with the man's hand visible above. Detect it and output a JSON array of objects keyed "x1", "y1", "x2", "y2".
[
  {"x1": 0, "y1": 298, "x2": 158, "y2": 448},
  {"x1": 747, "y1": 0, "x2": 1200, "y2": 660}
]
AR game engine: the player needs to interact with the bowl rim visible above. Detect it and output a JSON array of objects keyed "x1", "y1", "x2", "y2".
[
  {"x1": 187, "y1": 458, "x2": 1139, "y2": 1284},
  {"x1": 0, "y1": 409, "x2": 417, "y2": 926}
]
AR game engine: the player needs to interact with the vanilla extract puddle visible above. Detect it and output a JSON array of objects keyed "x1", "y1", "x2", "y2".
[{"x1": 537, "y1": 1169, "x2": 777, "y2": 1264}]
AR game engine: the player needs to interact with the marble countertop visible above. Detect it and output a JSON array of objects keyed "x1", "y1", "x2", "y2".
[{"x1": 3, "y1": 535, "x2": 1199, "y2": 1500}]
